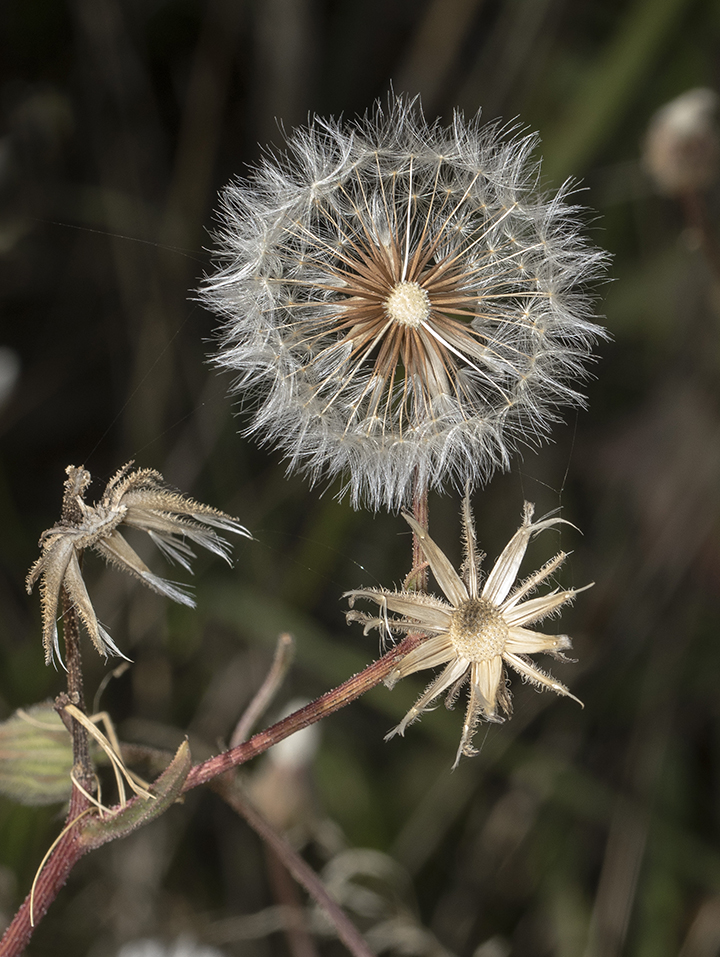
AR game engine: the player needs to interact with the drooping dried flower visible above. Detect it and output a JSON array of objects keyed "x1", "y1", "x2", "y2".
[
  {"x1": 26, "y1": 463, "x2": 250, "y2": 665},
  {"x1": 346, "y1": 495, "x2": 587, "y2": 766},
  {"x1": 202, "y1": 95, "x2": 606, "y2": 510}
]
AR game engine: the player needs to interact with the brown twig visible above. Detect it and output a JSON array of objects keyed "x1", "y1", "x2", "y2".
[
  {"x1": 213, "y1": 777, "x2": 374, "y2": 957},
  {"x1": 409, "y1": 468, "x2": 429, "y2": 593},
  {"x1": 264, "y1": 844, "x2": 320, "y2": 957},
  {"x1": 57, "y1": 592, "x2": 94, "y2": 790},
  {"x1": 55, "y1": 467, "x2": 95, "y2": 792},
  {"x1": 230, "y1": 633, "x2": 295, "y2": 748},
  {"x1": 233, "y1": 632, "x2": 314, "y2": 957}
]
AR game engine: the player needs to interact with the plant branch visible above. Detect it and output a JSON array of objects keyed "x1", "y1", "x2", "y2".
[
  {"x1": 0, "y1": 789, "x2": 89, "y2": 956},
  {"x1": 183, "y1": 632, "x2": 421, "y2": 791},
  {"x1": 230, "y1": 632, "x2": 295, "y2": 747},
  {"x1": 0, "y1": 635, "x2": 422, "y2": 955},
  {"x1": 264, "y1": 844, "x2": 320, "y2": 957},
  {"x1": 213, "y1": 776, "x2": 374, "y2": 957},
  {"x1": 55, "y1": 466, "x2": 94, "y2": 791},
  {"x1": 57, "y1": 591, "x2": 94, "y2": 790},
  {"x1": 408, "y1": 468, "x2": 429, "y2": 593}
]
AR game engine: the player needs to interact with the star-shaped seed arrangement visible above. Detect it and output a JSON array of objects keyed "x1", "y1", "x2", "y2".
[{"x1": 346, "y1": 494, "x2": 589, "y2": 766}]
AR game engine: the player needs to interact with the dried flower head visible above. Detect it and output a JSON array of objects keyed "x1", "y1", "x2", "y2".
[
  {"x1": 202, "y1": 95, "x2": 606, "y2": 510},
  {"x1": 26, "y1": 463, "x2": 250, "y2": 665},
  {"x1": 346, "y1": 495, "x2": 588, "y2": 766}
]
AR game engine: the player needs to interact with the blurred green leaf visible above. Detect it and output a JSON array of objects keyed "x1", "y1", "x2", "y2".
[
  {"x1": 543, "y1": 0, "x2": 696, "y2": 180},
  {"x1": 0, "y1": 702, "x2": 72, "y2": 806}
]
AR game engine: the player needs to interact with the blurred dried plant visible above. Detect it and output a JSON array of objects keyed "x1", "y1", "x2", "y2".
[{"x1": 644, "y1": 88, "x2": 720, "y2": 197}]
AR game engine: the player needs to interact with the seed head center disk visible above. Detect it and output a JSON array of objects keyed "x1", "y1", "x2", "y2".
[{"x1": 384, "y1": 281, "x2": 431, "y2": 328}]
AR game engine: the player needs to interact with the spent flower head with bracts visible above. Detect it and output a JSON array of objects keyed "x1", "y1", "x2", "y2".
[
  {"x1": 26, "y1": 463, "x2": 250, "y2": 665},
  {"x1": 202, "y1": 94, "x2": 607, "y2": 510},
  {"x1": 346, "y1": 494, "x2": 589, "y2": 766}
]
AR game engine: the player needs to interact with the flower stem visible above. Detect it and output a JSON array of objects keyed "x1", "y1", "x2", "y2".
[
  {"x1": 55, "y1": 466, "x2": 95, "y2": 793},
  {"x1": 0, "y1": 634, "x2": 421, "y2": 956},
  {"x1": 408, "y1": 468, "x2": 429, "y2": 593},
  {"x1": 0, "y1": 797, "x2": 89, "y2": 956},
  {"x1": 57, "y1": 590, "x2": 93, "y2": 790},
  {"x1": 183, "y1": 632, "x2": 421, "y2": 791},
  {"x1": 0, "y1": 595, "x2": 97, "y2": 957}
]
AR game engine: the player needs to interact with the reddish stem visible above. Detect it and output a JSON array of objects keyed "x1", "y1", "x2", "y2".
[
  {"x1": 0, "y1": 634, "x2": 421, "y2": 956},
  {"x1": 0, "y1": 787, "x2": 89, "y2": 956},
  {"x1": 183, "y1": 632, "x2": 420, "y2": 791}
]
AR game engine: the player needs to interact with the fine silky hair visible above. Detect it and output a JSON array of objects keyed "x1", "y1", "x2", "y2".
[{"x1": 202, "y1": 95, "x2": 606, "y2": 510}]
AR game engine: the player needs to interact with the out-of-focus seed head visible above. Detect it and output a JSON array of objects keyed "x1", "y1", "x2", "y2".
[
  {"x1": 644, "y1": 88, "x2": 720, "y2": 196},
  {"x1": 203, "y1": 95, "x2": 607, "y2": 510}
]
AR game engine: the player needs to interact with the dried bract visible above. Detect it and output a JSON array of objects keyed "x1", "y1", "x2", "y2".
[
  {"x1": 26, "y1": 463, "x2": 250, "y2": 664},
  {"x1": 346, "y1": 495, "x2": 588, "y2": 766},
  {"x1": 203, "y1": 95, "x2": 606, "y2": 510}
]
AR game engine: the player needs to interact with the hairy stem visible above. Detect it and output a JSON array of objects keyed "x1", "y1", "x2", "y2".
[
  {"x1": 1, "y1": 598, "x2": 96, "y2": 957},
  {"x1": 0, "y1": 791, "x2": 90, "y2": 956},
  {"x1": 57, "y1": 590, "x2": 93, "y2": 789},
  {"x1": 409, "y1": 468, "x2": 429, "y2": 593},
  {"x1": 56, "y1": 465, "x2": 94, "y2": 791},
  {"x1": 183, "y1": 632, "x2": 421, "y2": 790}
]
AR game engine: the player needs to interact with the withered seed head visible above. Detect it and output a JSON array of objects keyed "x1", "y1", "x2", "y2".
[
  {"x1": 345, "y1": 492, "x2": 589, "y2": 767},
  {"x1": 27, "y1": 463, "x2": 250, "y2": 666}
]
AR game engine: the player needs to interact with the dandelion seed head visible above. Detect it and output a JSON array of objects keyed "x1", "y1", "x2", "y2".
[{"x1": 203, "y1": 95, "x2": 607, "y2": 510}]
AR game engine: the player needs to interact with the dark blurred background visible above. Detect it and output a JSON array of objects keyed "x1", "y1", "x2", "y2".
[{"x1": 1, "y1": 0, "x2": 720, "y2": 955}]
